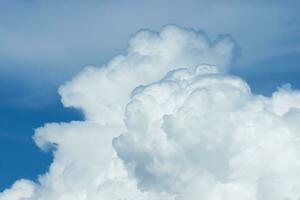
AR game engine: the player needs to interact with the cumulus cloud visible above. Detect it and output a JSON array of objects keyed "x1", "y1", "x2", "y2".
[
  {"x1": 59, "y1": 25, "x2": 236, "y2": 123},
  {"x1": 1, "y1": 25, "x2": 300, "y2": 200},
  {"x1": 114, "y1": 65, "x2": 300, "y2": 199},
  {"x1": 0, "y1": 180, "x2": 35, "y2": 200}
]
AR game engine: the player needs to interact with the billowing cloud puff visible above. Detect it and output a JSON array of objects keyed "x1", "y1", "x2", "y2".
[
  {"x1": 0, "y1": 180, "x2": 35, "y2": 200},
  {"x1": 59, "y1": 25, "x2": 236, "y2": 123},
  {"x1": 114, "y1": 65, "x2": 300, "y2": 199},
  {"x1": 1, "y1": 25, "x2": 300, "y2": 200}
]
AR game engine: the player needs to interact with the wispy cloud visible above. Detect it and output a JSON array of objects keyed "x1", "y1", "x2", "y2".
[{"x1": 1, "y1": 0, "x2": 299, "y2": 108}]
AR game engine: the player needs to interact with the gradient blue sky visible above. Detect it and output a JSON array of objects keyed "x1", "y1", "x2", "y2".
[{"x1": 1, "y1": 0, "x2": 300, "y2": 191}]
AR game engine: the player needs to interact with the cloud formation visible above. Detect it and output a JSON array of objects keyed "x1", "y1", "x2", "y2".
[
  {"x1": 59, "y1": 25, "x2": 236, "y2": 123},
  {"x1": 114, "y1": 66, "x2": 300, "y2": 199},
  {"x1": 1, "y1": 25, "x2": 300, "y2": 200}
]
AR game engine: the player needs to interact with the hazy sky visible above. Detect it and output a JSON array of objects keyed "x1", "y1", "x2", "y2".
[{"x1": 1, "y1": 0, "x2": 300, "y2": 193}]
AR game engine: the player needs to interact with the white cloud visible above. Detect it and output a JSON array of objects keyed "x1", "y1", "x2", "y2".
[
  {"x1": 59, "y1": 25, "x2": 236, "y2": 123},
  {"x1": 1, "y1": 25, "x2": 300, "y2": 200},
  {"x1": 114, "y1": 65, "x2": 300, "y2": 199},
  {"x1": 0, "y1": 180, "x2": 36, "y2": 200}
]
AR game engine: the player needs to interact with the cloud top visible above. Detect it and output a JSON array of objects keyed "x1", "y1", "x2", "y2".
[{"x1": 59, "y1": 25, "x2": 237, "y2": 123}]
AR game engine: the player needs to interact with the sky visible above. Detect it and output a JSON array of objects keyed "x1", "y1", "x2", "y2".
[{"x1": 1, "y1": 0, "x2": 300, "y2": 198}]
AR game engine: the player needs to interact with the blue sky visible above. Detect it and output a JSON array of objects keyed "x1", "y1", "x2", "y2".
[{"x1": 1, "y1": 0, "x2": 300, "y2": 191}]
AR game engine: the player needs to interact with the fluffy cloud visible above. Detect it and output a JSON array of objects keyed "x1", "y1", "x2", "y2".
[
  {"x1": 0, "y1": 180, "x2": 36, "y2": 200},
  {"x1": 59, "y1": 25, "x2": 236, "y2": 123},
  {"x1": 114, "y1": 65, "x2": 300, "y2": 199},
  {"x1": 1, "y1": 25, "x2": 300, "y2": 200}
]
